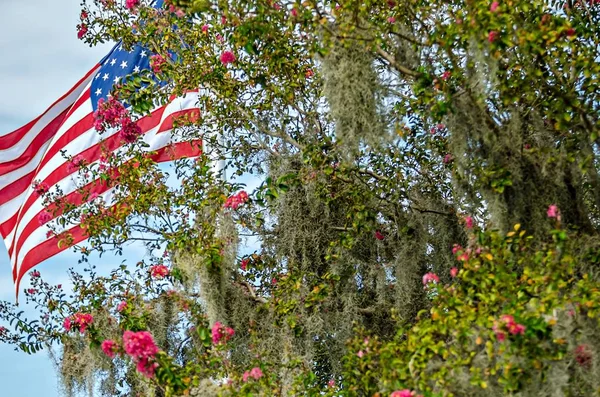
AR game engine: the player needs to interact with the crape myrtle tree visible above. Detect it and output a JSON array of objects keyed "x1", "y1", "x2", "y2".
[{"x1": 2, "y1": 0, "x2": 600, "y2": 395}]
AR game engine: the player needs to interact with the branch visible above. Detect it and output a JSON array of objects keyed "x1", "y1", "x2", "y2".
[{"x1": 376, "y1": 46, "x2": 422, "y2": 78}]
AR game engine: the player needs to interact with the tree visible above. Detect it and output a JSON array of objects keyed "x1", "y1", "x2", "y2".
[{"x1": 2, "y1": 0, "x2": 600, "y2": 395}]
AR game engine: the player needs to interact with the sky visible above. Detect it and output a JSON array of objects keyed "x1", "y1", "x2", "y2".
[{"x1": 0, "y1": 2, "x2": 112, "y2": 396}]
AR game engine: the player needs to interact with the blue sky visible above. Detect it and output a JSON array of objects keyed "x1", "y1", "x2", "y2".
[{"x1": 0, "y1": 2, "x2": 112, "y2": 396}]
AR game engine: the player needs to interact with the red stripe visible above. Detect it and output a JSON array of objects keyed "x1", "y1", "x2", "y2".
[
  {"x1": 0, "y1": 170, "x2": 35, "y2": 207},
  {"x1": 12, "y1": 141, "x2": 203, "y2": 290},
  {"x1": 0, "y1": 66, "x2": 99, "y2": 151},
  {"x1": 0, "y1": 108, "x2": 70, "y2": 176},
  {"x1": 156, "y1": 109, "x2": 201, "y2": 135},
  {"x1": 0, "y1": 211, "x2": 18, "y2": 240}
]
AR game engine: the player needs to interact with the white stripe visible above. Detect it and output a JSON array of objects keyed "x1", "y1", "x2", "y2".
[
  {"x1": 0, "y1": 70, "x2": 97, "y2": 164},
  {"x1": 0, "y1": 140, "x2": 52, "y2": 192}
]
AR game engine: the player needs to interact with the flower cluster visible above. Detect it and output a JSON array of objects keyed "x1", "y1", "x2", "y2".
[
  {"x1": 67, "y1": 155, "x2": 85, "y2": 173},
  {"x1": 422, "y1": 272, "x2": 439, "y2": 285},
  {"x1": 150, "y1": 54, "x2": 167, "y2": 73},
  {"x1": 150, "y1": 265, "x2": 170, "y2": 279},
  {"x1": 101, "y1": 340, "x2": 118, "y2": 359},
  {"x1": 119, "y1": 117, "x2": 143, "y2": 143},
  {"x1": 220, "y1": 50, "x2": 236, "y2": 65},
  {"x1": 390, "y1": 390, "x2": 422, "y2": 397},
  {"x1": 547, "y1": 204, "x2": 561, "y2": 220},
  {"x1": 224, "y1": 191, "x2": 249, "y2": 209},
  {"x1": 33, "y1": 181, "x2": 49, "y2": 196},
  {"x1": 575, "y1": 344, "x2": 593, "y2": 368},
  {"x1": 211, "y1": 321, "x2": 235, "y2": 344},
  {"x1": 242, "y1": 367, "x2": 263, "y2": 382},
  {"x1": 123, "y1": 331, "x2": 160, "y2": 378},
  {"x1": 93, "y1": 97, "x2": 128, "y2": 131},
  {"x1": 64, "y1": 313, "x2": 94, "y2": 333},
  {"x1": 125, "y1": 0, "x2": 140, "y2": 10},
  {"x1": 37, "y1": 210, "x2": 52, "y2": 226},
  {"x1": 493, "y1": 315, "x2": 526, "y2": 342}
]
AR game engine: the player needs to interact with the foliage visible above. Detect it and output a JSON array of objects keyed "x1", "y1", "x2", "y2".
[{"x1": 2, "y1": 0, "x2": 600, "y2": 395}]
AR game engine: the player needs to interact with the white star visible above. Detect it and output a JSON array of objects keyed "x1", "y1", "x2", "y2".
[
  {"x1": 133, "y1": 65, "x2": 140, "y2": 73},
  {"x1": 118, "y1": 44, "x2": 123, "y2": 51},
  {"x1": 95, "y1": 88, "x2": 102, "y2": 96},
  {"x1": 113, "y1": 76, "x2": 121, "y2": 84},
  {"x1": 102, "y1": 73, "x2": 110, "y2": 81},
  {"x1": 120, "y1": 61, "x2": 128, "y2": 69},
  {"x1": 110, "y1": 58, "x2": 117, "y2": 66},
  {"x1": 140, "y1": 50, "x2": 147, "y2": 58}
]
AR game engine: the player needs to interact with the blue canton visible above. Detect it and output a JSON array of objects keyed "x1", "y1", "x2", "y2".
[{"x1": 90, "y1": 43, "x2": 153, "y2": 111}]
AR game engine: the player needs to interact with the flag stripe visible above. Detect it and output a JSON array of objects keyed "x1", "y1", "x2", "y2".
[{"x1": 12, "y1": 141, "x2": 202, "y2": 290}]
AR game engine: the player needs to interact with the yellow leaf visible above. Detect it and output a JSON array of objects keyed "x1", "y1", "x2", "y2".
[
  {"x1": 481, "y1": 381, "x2": 488, "y2": 389},
  {"x1": 485, "y1": 254, "x2": 494, "y2": 261},
  {"x1": 514, "y1": 224, "x2": 521, "y2": 231},
  {"x1": 476, "y1": 336, "x2": 483, "y2": 345}
]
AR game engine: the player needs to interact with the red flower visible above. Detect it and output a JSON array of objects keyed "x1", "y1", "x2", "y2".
[
  {"x1": 63, "y1": 317, "x2": 72, "y2": 331},
  {"x1": 375, "y1": 230, "x2": 385, "y2": 240},
  {"x1": 450, "y1": 267, "x2": 458, "y2": 278},
  {"x1": 73, "y1": 313, "x2": 94, "y2": 332},
  {"x1": 490, "y1": 1, "x2": 500, "y2": 12},
  {"x1": 150, "y1": 265, "x2": 170, "y2": 279},
  {"x1": 30, "y1": 270, "x2": 41, "y2": 278},
  {"x1": 291, "y1": 8, "x2": 298, "y2": 17},
  {"x1": 123, "y1": 330, "x2": 159, "y2": 360},
  {"x1": 305, "y1": 69, "x2": 314, "y2": 79},
  {"x1": 566, "y1": 28, "x2": 576, "y2": 37},
  {"x1": 220, "y1": 50, "x2": 236, "y2": 65},
  {"x1": 38, "y1": 211, "x2": 52, "y2": 225},
  {"x1": 125, "y1": 0, "x2": 140, "y2": 10},
  {"x1": 422, "y1": 272, "x2": 440, "y2": 285},
  {"x1": 240, "y1": 258, "x2": 249, "y2": 271},
  {"x1": 387, "y1": 16, "x2": 396, "y2": 23},
  {"x1": 441, "y1": 71, "x2": 451, "y2": 81},
  {"x1": 390, "y1": 391, "x2": 414, "y2": 397},
  {"x1": 77, "y1": 24, "x2": 88, "y2": 40},
  {"x1": 150, "y1": 54, "x2": 167, "y2": 73},
  {"x1": 488, "y1": 31, "x2": 499, "y2": 43},
  {"x1": 101, "y1": 339, "x2": 118, "y2": 358},
  {"x1": 211, "y1": 322, "x2": 235, "y2": 344},
  {"x1": 575, "y1": 344, "x2": 593, "y2": 368},
  {"x1": 464, "y1": 216, "x2": 474, "y2": 229},
  {"x1": 117, "y1": 301, "x2": 128, "y2": 312}
]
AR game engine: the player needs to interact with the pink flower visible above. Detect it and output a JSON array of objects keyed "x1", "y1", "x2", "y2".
[
  {"x1": 575, "y1": 344, "x2": 593, "y2": 368},
  {"x1": 93, "y1": 97, "x2": 128, "y2": 131},
  {"x1": 211, "y1": 322, "x2": 235, "y2": 344},
  {"x1": 38, "y1": 211, "x2": 52, "y2": 225},
  {"x1": 201, "y1": 24, "x2": 209, "y2": 33},
  {"x1": 422, "y1": 272, "x2": 440, "y2": 285},
  {"x1": 291, "y1": 8, "x2": 298, "y2": 17},
  {"x1": 73, "y1": 313, "x2": 94, "y2": 333},
  {"x1": 136, "y1": 356, "x2": 158, "y2": 378},
  {"x1": 30, "y1": 270, "x2": 41, "y2": 278},
  {"x1": 220, "y1": 50, "x2": 236, "y2": 65},
  {"x1": 490, "y1": 1, "x2": 499, "y2": 12},
  {"x1": 496, "y1": 331, "x2": 506, "y2": 342},
  {"x1": 33, "y1": 181, "x2": 49, "y2": 196},
  {"x1": 441, "y1": 70, "x2": 451, "y2": 81},
  {"x1": 240, "y1": 258, "x2": 249, "y2": 271},
  {"x1": 547, "y1": 204, "x2": 560, "y2": 219},
  {"x1": 457, "y1": 253, "x2": 469, "y2": 261},
  {"x1": 508, "y1": 323, "x2": 526, "y2": 335},
  {"x1": 117, "y1": 301, "x2": 128, "y2": 312},
  {"x1": 452, "y1": 244, "x2": 462, "y2": 254},
  {"x1": 0, "y1": 326, "x2": 6, "y2": 334},
  {"x1": 387, "y1": 16, "x2": 396, "y2": 23},
  {"x1": 305, "y1": 69, "x2": 314, "y2": 79},
  {"x1": 67, "y1": 155, "x2": 85, "y2": 173},
  {"x1": 125, "y1": 0, "x2": 140, "y2": 10},
  {"x1": 27, "y1": 288, "x2": 37, "y2": 295},
  {"x1": 63, "y1": 317, "x2": 72, "y2": 331},
  {"x1": 249, "y1": 367, "x2": 263, "y2": 379},
  {"x1": 221, "y1": 15, "x2": 227, "y2": 25},
  {"x1": 119, "y1": 117, "x2": 142, "y2": 143},
  {"x1": 390, "y1": 390, "x2": 414, "y2": 397},
  {"x1": 327, "y1": 379, "x2": 335, "y2": 388},
  {"x1": 150, "y1": 54, "x2": 167, "y2": 73},
  {"x1": 101, "y1": 339, "x2": 118, "y2": 358},
  {"x1": 443, "y1": 154, "x2": 453, "y2": 164},
  {"x1": 150, "y1": 265, "x2": 170, "y2": 279},
  {"x1": 77, "y1": 24, "x2": 88, "y2": 40},
  {"x1": 243, "y1": 371, "x2": 251, "y2": 382},
  {"x1": 488, "y1": 31, "x2": 499, "y2": 43},
  {"x1": 450, "y1": 267, "x2": 458, "y2": 278},
  {"x1": 465, "y1": 216, "x2": 474, "y2": 229},
  {"x1": 123, "y1": 330, "x2": 159, "y2": 360},
  {"x1": 224, "y1": 191, "x2": 250, "y2": 209},
  {"x1": 501, "y1": 314, "x2": 515, "y2": 325},
  {"x1": 566, "y1": 28, "x2": 576, "y2": 37},
  {"x1": 357, "y1": 350, "x2": 365, "y2": 358},
  {"x1": 375, "y1": 230, "x2": 385, "y2": 240}
]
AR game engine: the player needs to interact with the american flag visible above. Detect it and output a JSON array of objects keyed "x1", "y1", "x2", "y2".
[{"x1": 0, "y1": 39, "x2": 201, "y2": 294}]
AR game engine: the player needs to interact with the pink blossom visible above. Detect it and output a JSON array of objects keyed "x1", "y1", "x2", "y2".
[
  {"x1": 0, "y1": 326, "x2": 6, "y2": 334},
  {"x1": 63, "y1": 317, "x2": 72, "y2": 331},
  {"x1": 422, "y1": 272, "x2": 440, "y2": 285},
  {"x1": 38, "y1": 211, "x2": 52, "y2": 225},
  {"x1": 452, "y1": 244, "x2": 462, "y2": 254},
  {"x1": 305, "y1": 69, "x2": 314, "y2": 79},
  {"x1": 80, "y1": 11, "x2": 88, "y2": 19},
  {"x1": 221, "y1": 15, "x2": 227, "y2": 25},
  {"x1": 211, "y1": 322, "x2": 235, "y2": 344},
  {"x1": 387, "y1": 16, "x2": 396, "y2": 23},
  {"x1": 508, "y1": 323, "x2": 526, "y2": 335},
  {"x1": 547, "y1": 204, "x2": 560, "y2": 219},
  {"x1": 201, "y1": 24, "x2": 209, "y2": 33},
  {"x1": 30, "y1": 270, "x2": 41, "y2": 278},
  {"x1": 240, "y1": 258, "x2": 249, "y2": 271},
  {"x1": 224, "y1": 191, "x2": 250, "y2": 209},
  {"x1": 465, "y1": 216, "x2": 474, "y2": 229},
  {"x1": 101, "y1": 339, "x2": 118, "y2": 358},
  {"x1": 150, "y1": 265, "x2": 170, "y2": 279},
  {"x1": 490, "y1": 1, "x2": 500, "y2": 12},
  {"x1": 441, "y1": 71, "x2": 451, "y2": 81},
  {"x1": 77, "y1": 24, "x2": 88, "y2": 40},
  {"x1": 220, "y1": 50, "x2": 236, "y2": 65},
  {"x1": 566, "y1": 28, "x2": 576, "y2": 37},
  {"x1": 150, "y1": 54, "x2": 167, "y2": 73},
  {"x1": 33, "y1": 181, "x2": 49, "y2": 196},
  {"x1": 488, "y1": 31, "x2": 499, "y2": 43},
  {"x1": 450, "y1": 267, "x2": 458, "y2": 278},
  {"x1": 443, "y1": 154, "x2": 453, "y2": 164},
  {"x1": 117, "y1": 301, "x2": 128, "y2": 312},
  {"x1": 119, "y1": 117, "x2": 142, "y2": 143},
  {"x1": 136, "y1": 356, "x2": 158, "y2": 378},
  {"x1": 93, "y1": 97, "x2": 128, "y2": 131},
  {"x1": 495, "y1": 331, "x2": 506, "y2": 342},
  {"x1": 73, "y1": 313, "x2": 94, "y2": 332},
  {"x1": 390, "y1": 391, "x2": 414, "y2": 397},
  {"x1": 575, "y1": 344, "x2": 593, "y2": 367},
  {"x1": 328, "y1": 379, "x2": 335, "y2": 388},
  {"x1": 357, "y1": 350, "x2": 364, "y2": 358},
  {"x1": 249, "y1": 367, "x2": 263, "y2": 379},
  {"x1": 457, "y1": 253, "x2": 469, "y2": 262},
  {"x1": 291, "y1": 8, "x2": 298, "y2": 17},
  {"x1": 123, "y1": 330, "x2": 159, "y2": 360},
  {"x1": 27, "y1": 288, "x2": 37, "y2": 295},
  {"x1": 125, "y1": 0, "x2": 140, "y2": 10},
  {"x1": 67, "y1": 155, "x2": 85, "y2": 173},
  {"x1": 375, "y1": 230, "x2": 385, "y2": 240}
]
